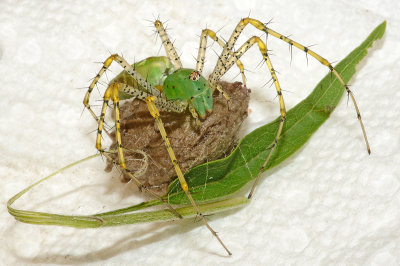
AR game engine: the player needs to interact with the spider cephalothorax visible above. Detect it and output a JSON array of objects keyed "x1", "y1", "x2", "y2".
[{"x1": 163, "y1": 68, "x2": 213, "y2": 118}]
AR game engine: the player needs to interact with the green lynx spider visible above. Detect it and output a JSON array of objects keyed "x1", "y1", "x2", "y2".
[{"x1": 83, "y1": 18, "x2": 370, "y2": 255}]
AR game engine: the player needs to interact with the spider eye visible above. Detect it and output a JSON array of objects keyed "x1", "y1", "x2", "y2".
[{"x1": 189, "y1": 71, "x2": 200, "y2": 81}]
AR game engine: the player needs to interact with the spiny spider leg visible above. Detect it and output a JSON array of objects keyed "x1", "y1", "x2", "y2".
[
  {"x1": 83, "y1": 54, "x2": 162, "y2": 123},
  {"x1": 146, "y1": 96, "x2": 232, "y2": 256},
  {"x1": 93, "y1": 82, "x2": 181, "y2": 217},
  {"x1": 213, "y1": 35, "x2": 286, "y2": 199},
  {"x1": 85, "y1": 54, "x2": 185, "y2": 217},
  {"x1": 154, "y1": 20, "x2": 182, "y2": 69},
  {"x1": 208, "y1": 17, "x2": 370, "y2": 198},
  {"x1": 263, "y1": 22, "x2": 370, "y2": 155},
  {"x1": 195, "y1": 29, "x2": 247, "y2": 88}
]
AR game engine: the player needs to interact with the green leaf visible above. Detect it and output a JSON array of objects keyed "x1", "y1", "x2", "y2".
[
  {"x1": 7, "y1": 153, "x2": 249, "y2": 227},
  {"x1": 8, "y1": 21, "x2": 385, "y2": 227}
]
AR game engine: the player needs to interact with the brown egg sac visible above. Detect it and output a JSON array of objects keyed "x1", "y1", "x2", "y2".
[{"x1": 105, "y1": 81, "x2": 250, "y2": 195}]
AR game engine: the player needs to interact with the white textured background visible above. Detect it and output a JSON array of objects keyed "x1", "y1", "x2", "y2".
[{"x1": 1, "y1": 0, "x2": 399, "y2": 265}]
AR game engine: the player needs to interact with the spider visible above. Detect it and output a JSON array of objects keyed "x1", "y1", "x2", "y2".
[{"x1": 83, "y1": 18, "x2": 370, "y2": 255}]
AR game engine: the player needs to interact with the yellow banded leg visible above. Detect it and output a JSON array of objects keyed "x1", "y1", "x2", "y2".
[
  {"x1": 154, "y1": 20, "x2": 182, "y2": 69},
  {"x1": 117, "y1": 83, "x2": 187, "y2": 113},
  {"x1": 195, "y1": 29, "x2": 247, "y2": 87},
  {"x1": 145, "y1": 95, "x2": 232, "y2": 256},
  {"x1": 212, "y1": 36, "x2": 287, "y2": 199},
  {"x1": 205, "y1": 34, "x2": 287, "y2": 198},
  {"x1": 217, "y1": 36, "x2": 277, "y2": 81},
  {"x1": 95, "y1": 85, "x2": 113, "y2": 153},
  {"x1": 95, "y1": 83, "x2": 182, "y2": 218},
  {"x1": 209, "y1": 20, "x2": 247, "y2": 86},
  {"x1": 83, "y1": 54, "x2": 161, "y2": 123},
  {"x1": 249, "y1": 18, "x2": 370, "y2": 153},
  {"x1": 215, "y1": 84, "x2": 231, "y2": 110},
  {"x1": 212, "y1": 17, "x2": 369, "y2": 154}
]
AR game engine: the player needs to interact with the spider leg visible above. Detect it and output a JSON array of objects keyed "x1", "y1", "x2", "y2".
[
  {"x1": 154, "y1": 20, "x2": 182, "y2": 69},
  {"x1": 213, "y1": 36, "x2": 270, "y2": 79},
  {"x1": 85, "y1": 54, "x2": 185, "y2": 217},
  {"x1": 83, "y1": 54, "x2": 161, "y2": 123},
  {"x1": 208, "y1": 35, "x2": 287, "y2": 199},
  {"x1": 210, "y1": 18, "x2": 370, "y2": 154},
  {"x1": 195, "y1": 29, "x2": 246, "y2": 88},
  {"x1": 146, "y1": 95, "x2": 232, "y2": 256},
  {"x1": 119, "y1": 83, "x2": 187, "y2": 113},
  {"x1": 96, "y1": 82, "x2": 183, "y2": 218}
]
